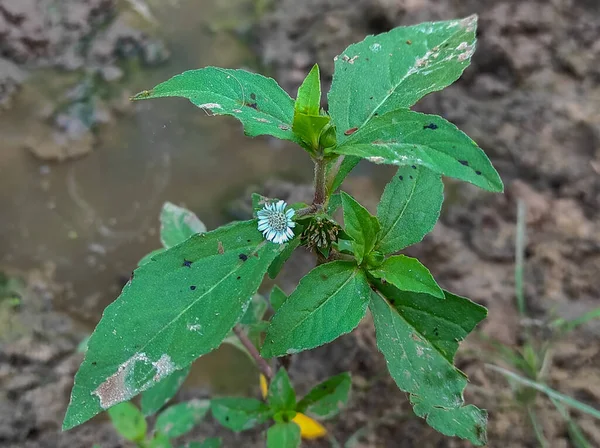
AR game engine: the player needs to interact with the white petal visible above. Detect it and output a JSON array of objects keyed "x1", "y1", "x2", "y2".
[
  {"x1": 287, "y1": 221, "x2": 296, "y2": 228},
  {"x1": 285, "y1": 209, "x2": 295, "y2": 219},
  {"x1": 276, "y1": 200, "x2": 286, "y2": 211},
  {"x1": 257, "y1": 211, "x2": 269, "y2": 218},
  {"x1": 285, "y1": 227, "x2": 295, "y2": 239},
  {"x1": 258, "y1": 222, "x2": 269, "y2": 231}
]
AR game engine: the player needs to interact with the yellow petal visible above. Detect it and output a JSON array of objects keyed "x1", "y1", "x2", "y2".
[
  {"x1": 260, "y1": 374, "x2": 268, "y2": 399},
  {"x1": 293, "y1": 413, "x2": 327, "y2": 440}
]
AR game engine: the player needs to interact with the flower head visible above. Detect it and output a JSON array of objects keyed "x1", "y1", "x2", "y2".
[{"x1": 257, "y1": 200, "x2": 295, "y2": 244}]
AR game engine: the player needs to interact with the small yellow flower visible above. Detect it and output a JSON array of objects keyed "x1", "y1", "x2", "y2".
[
  {"x1": 292, "y1": 412, "x2": 327, "y2": 440},
  {"x1": 260, "y1": 373, "x2": 269, "y2": 399},
  {"x1": 260, "y1": 374, "x2": 327, "y2": 440}
]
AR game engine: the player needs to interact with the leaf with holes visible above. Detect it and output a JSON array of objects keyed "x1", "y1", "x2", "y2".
[
  {"x1": 132, "y1": 68, "x2": 300, "y2": 143},
  {"x1": 261, "y1": 261, "x2": 370, "y2": 358},
  {"x1": 341, "y1": 192, "x2": 380, "y2": 264},
  {"x1": 211, "y1": 398, "x2": 271, "y2": 431},
  {"x1": 369, "y1": 255, "x2": 444, "y2": 299},
  {"x1": 376, "y1": 166, "x2": 443, "y2": 254},
  {"x1": 369, "y1": 281, "x2": 488, "y2": 445},
  {"x1": 329, "y1": 16, "x2": 478, "y2": 142},
  {"x1": 160, "y1": 202, "x2": 207, "y2": 249},
  {"x1": 142, "y1": 366, "x2": 191, "y2": 416},
  {"x1": 297, "y1": 372, "x2": 351, "y2": 420},
  {"x1": 63, "y1": 221, "x2": 286, "y2": 430},
  {"x1": 334, "y1": 110, "x2": 502, "y2": 192},
  {"x1": 156, "y1": 399, "x2": 210, "y2": 438}
]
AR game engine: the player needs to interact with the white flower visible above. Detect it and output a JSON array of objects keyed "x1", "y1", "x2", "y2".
[{"x1": 257, "y1": 200, "x2": 296, "y2": 244}]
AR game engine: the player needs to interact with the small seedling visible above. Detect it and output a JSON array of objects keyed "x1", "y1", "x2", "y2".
[{"x1": 484, "y1": 200, "x2": 600, "y2": 447}]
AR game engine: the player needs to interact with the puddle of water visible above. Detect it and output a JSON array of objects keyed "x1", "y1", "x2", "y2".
[
  {"x1": 0, "y1": 0, "x2": 311, "y2": 307},
  {"x1": 0, "y1": 0, "x2": 311, "y2": 392}
]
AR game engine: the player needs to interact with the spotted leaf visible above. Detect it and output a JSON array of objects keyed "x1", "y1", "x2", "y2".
[
  {"x1": 329, "y1": 16, "x2": 478, "y2": 143},
  {"x1": 369, "y1": 280, "x2": 488, "y2": 445},
  {"x1": 63, "y1": 221, "x2": 286, "y2": 430},
  {"x1": 132, "y1": 68, "x2": 300, "y2": 143}
]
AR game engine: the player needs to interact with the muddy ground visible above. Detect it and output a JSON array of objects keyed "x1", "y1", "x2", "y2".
[{"x1": 1, "y1": 0, "x2": 599, "y2": 447}]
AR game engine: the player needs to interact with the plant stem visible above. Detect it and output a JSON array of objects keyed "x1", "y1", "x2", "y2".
[
  {"x1": 233, "y1": 325, "x2": 273, "y2": 380},
  {"x1": 313, "y1": 157, "x2": 328, "y2": 207}
]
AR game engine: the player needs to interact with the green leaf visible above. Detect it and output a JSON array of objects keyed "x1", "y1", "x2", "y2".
[
  {"x1": 211, "y1": 397, "x2": 271, "y2": 431},
  {"x1": 221, "y1": 294, "x2": 268, "y2": 359},
  {"x1": 107, "y1": 402, "x2": 147, "y2": 442},
  {"x1": 486, "y1": 365, "x2": 600, "y2": 420},
  {"x1": 252, "y1": 193, "x2": 276, "y2": 215},
  {"x1": 182, "y1": 438, "x2": 222, "y2": 448},
  {"x1": 551, "y1": 307, "x2": 600, "y2": 334},
  {"x1": 295, "y1": 64, "x2": 321, "y2": 116},
  {"x1": 156, "y1": 399, "x2": 210, "y2": 438},
  {"x1": 160, "y1": 202, "x2": 207, "y2": 249},
  {"x1": 376, "y1": 166, "x2": 443, "y2": 254},
  {"x1": 63, "y1": 221, "x2": 286, "y2": 430},
  {"x1": 369, "y1": 255, "x2": 444, "y2": 299},
  {"x1": 268, "y1": 236, "x2": 301, "y2": 279},
  {"x1": 139, "y1": 248, "x2": 166, "y2": 267},
  {"x1": 551, "y1": 398, "x2": 593, "y2": 448},
  {"x1": 268, "y1": 368, "x2": 296, "y2": 412},
  {"x1": 240, "y1": 294, "x2": 268, "y2": 325},
  {"x1": 369, "y1": 285, "x2": 488, "y2": 445},
  {"x1": 293, "y1": 112, "x2": 330, "y2": 151},
  {"x1": 267, "y1": 422, "x2": 301, "y2": 448},
  {"x1": 297, "y1": 372, "x2": 351, "y2": 419},
  {"x1": 149, "y1": 433, "x2": 173, "y2": 448},
  {"x1": 340, "y1": 192, "x2": 380, "y2": 264},
  {"x1": 374, "y1": 280, "x2": 486, "y2": 363},
  {"x1": 270, "y1": 285, "x2": 288, "y2": 312},
  {"x1": 329, "y1": 16, "x2": 478, "y2": 142},
  {"x1": 327, "y1": 193, "x2": 342, "y2": 215},
  {"x1": 132, "y1": 68, "x2": 299, "y2": 143},
  {"x1": 293, "y1": 63, "x2": 329, "y2": 150},
  {"x1": 327, "y1": 156, "x2": 360, "y2": 193},
  {"x1": 334, "y1": 110, "x2": 503, "y2": 192},
  {"x1": 261, "y1": 261, "x2": 371, "y2": 358},
  {"x1": 142, "y1": 366, "x2": 191, "y2": 416}
]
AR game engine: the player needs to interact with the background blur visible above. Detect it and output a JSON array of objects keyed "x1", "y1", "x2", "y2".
[{"x1": 1, "y1": 0, "x2": 599, "y2": 447}]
